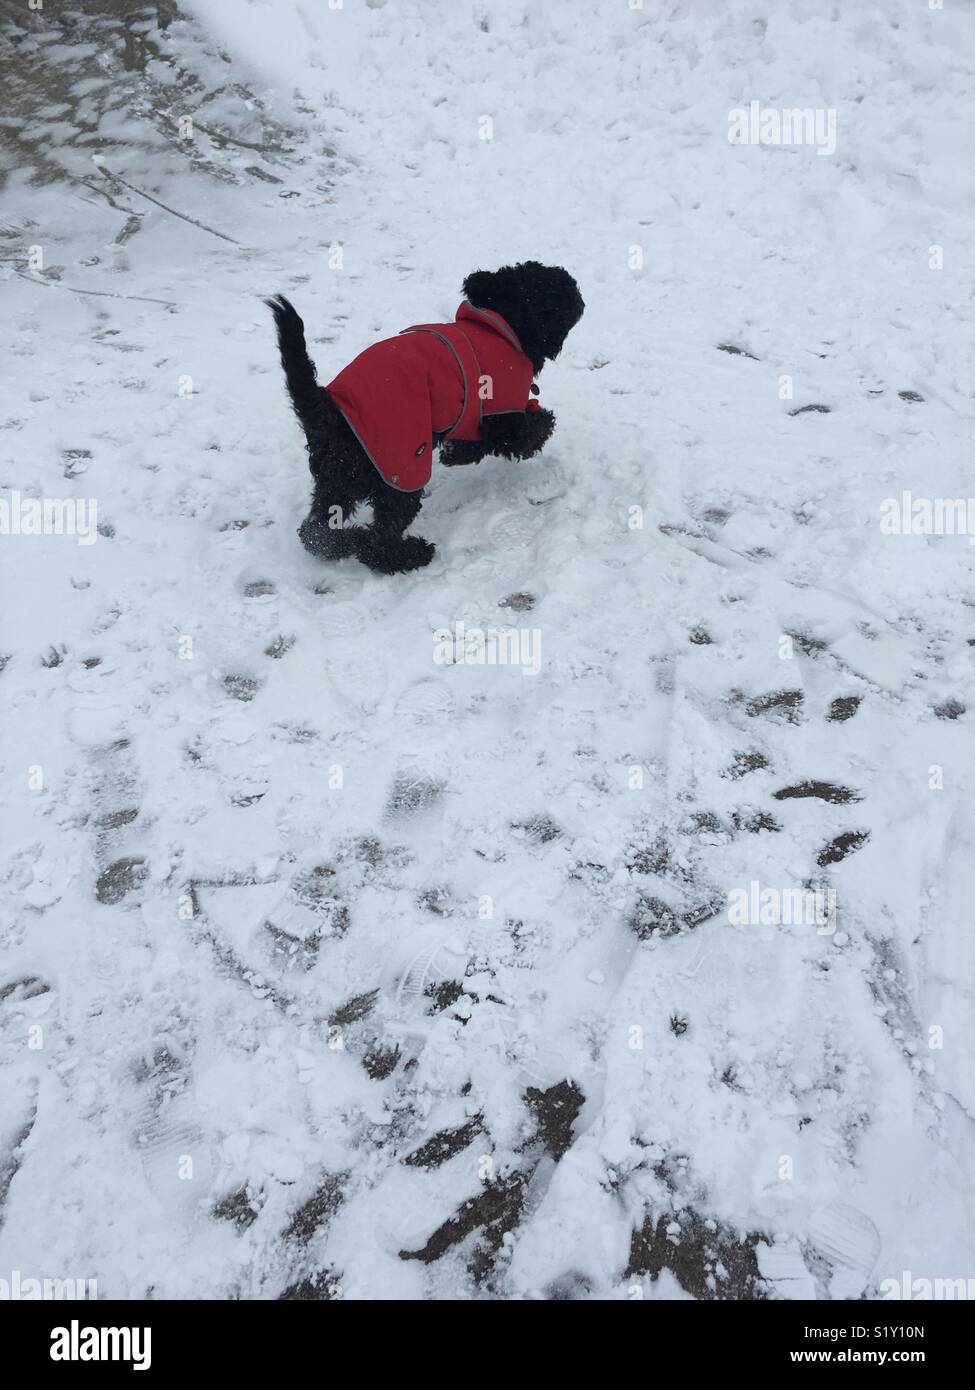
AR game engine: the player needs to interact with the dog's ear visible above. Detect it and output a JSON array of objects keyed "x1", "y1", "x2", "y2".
[{"x1": 462, "y1": 269, "x2": 497, "y2": 307}]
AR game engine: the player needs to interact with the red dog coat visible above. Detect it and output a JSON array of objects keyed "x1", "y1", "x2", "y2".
[{"x1": 327, "y1": 301, "x2": 534, "y2": 492}]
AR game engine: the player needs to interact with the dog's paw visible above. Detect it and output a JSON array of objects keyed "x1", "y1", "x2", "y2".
[
  {"x1": 395, "y1": 537, "x2": 436, "y2": 572},
  {"x1": 439, "y1": 438, "x2": 487, "y2": 468},
  {"x1": 359, "y1": 536, "x2": 436, "y2": 575},
  {"x1": 298, "y1": 515, "x2": 360, "y2": 560}
]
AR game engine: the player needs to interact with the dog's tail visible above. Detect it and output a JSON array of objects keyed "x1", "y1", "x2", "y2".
[{"x1": 265, "y1": 294, "x2": 328, "y2": 441}]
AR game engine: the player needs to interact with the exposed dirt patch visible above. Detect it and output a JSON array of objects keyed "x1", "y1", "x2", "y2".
[
  {"x1": 328, "y1": 990, "x2": 379, "y2": 1027},
  {"x1": 546, "y1": 1271, "x2": 594, "y2": 1299},
  {"x1": 716, "y1": 343, "x2": 758, "y2": 360},
  {"x1": 630, "y1": 891, "x2": 723, "y2": 940},
  {"x1": 95, "y1": 806, "x2": 139, "y2": 829},
  {"x1": 0, "y1": 976, "x2": 50, "y2": 1004},
  {"x1": 743, "y1": 689, "x2": 804, "y2": 722},
  {"x1": 679, "y1": 810, "x2": 731, "y2": 841},
  {"x1": 731, "y1": 809, "x2": 781, "y2": 833},
  {"x1": 404, "y1": 1115, "x2": 484, "y2": 1169},
  {"x1": 784, "y1": 630, "x2": 828, "y2": 655},
  {"x1": 95, "y1": 856, "x2": 147, "y2": 904},
  {"x1": 511, "y1": 814, "x2": 563, "y2": 844},
  {"x1": 773, "y1": 781, "x2": 861, "y2": 804},
  {"x1": 934, "y1": 699, "x2": 965, "y2": 721},
  {"x1": 212, "y1": 1188, "x2": 260, "y2": 1230},
  {"x1": 417, "y1": 885, "x2": 452, "y2": 915},
  {"x1": 289, "y1": 864, "x2": 349, "y2": 938},
  {"x1": 362, "y1": 1044, "x2": 401, "y2": 1080},
  {"x1": 0, "y1": 1108, "x2": 37, "y2": 1224},
  {"x1": 385, "y1": 771, "x2": 445, "y2": 818},
  {"x1": 626, "y1": 832, "x2": 671, "y2": 875},
  {"x1": 524, "y1": 1080, "x2": 584, "y2": 1161},
  {"x1": 725, "y1": 749, "x2": 770, "y2": 778},
  {"x1": 499, "y1": 592, "x2": 536, "y2": 612},
  {"x1": 630, "y1": 895, "x2": 683, "y2": 939},
  {"x1": 223, "y1": 674, "x2": 260, "y2": 702},
  {"x1": 284, "y1": 1173, "x2": 346, "y2": 1246},
  {"x1": 817, "y1": 830, "x2": 870, "y2": 866},
  {"x1": 828, "y1": 695, "x2": 861, "y2": 722},
  {"x1": 278, "y1": 1270, "x2": 344, "y2": 1300},
  {"x1": 0, "y1": 0, "x2": 308, "y2": 191},
  {"x1": 626, "y1": 1211, "x2": 769, "y2": 1300},
  {"x1": 424, "y1": 978, "x2": 466, "y2": 1014},
  {"x1": 399, "y1": 1171, "x2": 528, "y2": 1279}
]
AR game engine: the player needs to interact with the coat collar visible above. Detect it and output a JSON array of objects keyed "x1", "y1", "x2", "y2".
[{"x1": 456, "y1": 300, "x2": 524, "y2": 354}]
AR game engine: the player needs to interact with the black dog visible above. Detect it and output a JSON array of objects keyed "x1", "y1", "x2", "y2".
[{"x1": 267, "y1": 261, "x2": 584, "y2": 575}]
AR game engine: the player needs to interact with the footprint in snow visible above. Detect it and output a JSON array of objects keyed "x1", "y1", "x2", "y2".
[
  {"x1": 130, "y1": 1046, "x2": 214, "y2": 1213},
  {"x1": 394, "y1": 677, "x2": 454, "y2": 732},
  {"x1": 807, "y1": 1202, "x2": 880, "y2": 1297},
  {"x1": 743, "y1": 689, "x2": 804, "y2": 723},
  {"x1": 95, "y1": 856, "x2": 148, "y2": 905},
  {"x1": 223, "y1": 673, "x2": 261, "y2": 702},
  {"x1": 314, "y1": 600, "x2": 366, "y2": 638},
  {"x1": 817, "y1": 830, "x2": 869, "y2": 866},
  {"x1": 488, "y1": 511, "x2": 540, "y2": 549},
  {"x1": 264, "y1": 634, "x2": 296, "y2": 659},
  {"x1": 934, "y1": 699, "x2": 965, "y2": 721},
  {"x1": 499, "y1": 592, "x2": 536, "y2": 613},
  {"x1": 241, "y1": 579, "x2": 277, "y2": 602},
  {"x1": 384, "y1": 768, "x2": 446, "y2": 820}
]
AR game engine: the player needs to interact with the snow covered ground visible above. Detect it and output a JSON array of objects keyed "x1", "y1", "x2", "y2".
[{"x1": 2, "y1": 0, "x2": 974, "y2": 1300}]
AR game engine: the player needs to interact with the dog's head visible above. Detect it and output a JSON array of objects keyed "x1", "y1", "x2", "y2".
[{"x1": 462, "y1": 260, "x2": 584, "y2": 373}]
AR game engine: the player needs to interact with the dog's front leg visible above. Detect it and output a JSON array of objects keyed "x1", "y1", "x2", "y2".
[
  {"x1": 439, "y1": 437, "x2": 490, "y2": 468},
  {"x1": 355, "y1": 481, "x2": 435, "y2": 574},
  {"x1": 474, "y1": 407, "x2": 556, "y2": 462}
]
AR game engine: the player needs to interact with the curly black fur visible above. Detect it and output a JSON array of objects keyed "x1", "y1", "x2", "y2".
[
  {"x1": 267, "y1": 261, "x2": 583, "y2": 575},
  {"x1": 439, "y1": 407, "x2": 556, "y2": 467},
  {"x1": 462, "y1": 261, "x2": 584, "y2": 374}
]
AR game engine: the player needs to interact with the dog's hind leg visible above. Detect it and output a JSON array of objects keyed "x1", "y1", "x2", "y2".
[
  {"x1": 298, "y1": 454, "x2": 365, "y2": 560},
  {"x1": 354, "y1": 484, "x2": 435, "y2": 575},
  {"x1": 298, "y1": 511, "x2": 361, "y2": 560}
]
